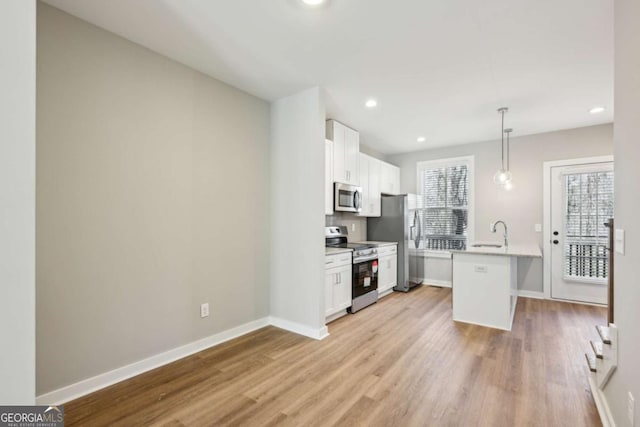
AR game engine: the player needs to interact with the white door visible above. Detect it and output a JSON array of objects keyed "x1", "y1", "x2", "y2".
[{"x1": 550, "y1": 161, "x2": 614, "y2": 304}]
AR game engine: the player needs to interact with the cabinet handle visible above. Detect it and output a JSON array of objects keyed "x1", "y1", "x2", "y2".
[{"x1": 338, "y1": 272, "x2": 341, "y2": 284}]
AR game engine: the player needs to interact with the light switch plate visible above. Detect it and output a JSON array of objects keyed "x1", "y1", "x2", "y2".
[
  {"x1": 534, "y1": 224, "x2": 542, "y2": 233},
  {"x1": 615, "y1": 229, "x2": 625, "y2": 255},
  {"x1": 200, "y1": 303, "x2": 210, "y2": 318}
]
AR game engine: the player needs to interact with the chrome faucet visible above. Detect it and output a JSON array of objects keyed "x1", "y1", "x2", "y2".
[{"x1": 491, "y1": 220, "x2": 508, "y2": 248}]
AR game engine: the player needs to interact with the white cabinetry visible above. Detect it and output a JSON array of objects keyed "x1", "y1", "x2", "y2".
[
  {"x1": 325, "y1": 252, "x2": 352, "y2": 318},
  {"x1": 380, "y1": 161, "x2": 401, "y2": 195},
  {"x1": 377, "y1": 245, "x2": 398, "y2": 296},
  {"x1": 358, "y1": 153, "x2": 381, "y2": 217},
  {"x1": 326, "y1": 120, "x2": 359, "y2": 185},
  {"x1": 325, "y1": 139, "x2": 334, "y2": 215}
]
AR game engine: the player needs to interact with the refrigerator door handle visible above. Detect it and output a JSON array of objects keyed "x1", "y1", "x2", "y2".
[{"x1": 413, "y1": 211, "x2": 421, "y2": 248}]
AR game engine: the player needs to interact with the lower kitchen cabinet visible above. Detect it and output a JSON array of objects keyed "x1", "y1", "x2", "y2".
[
  {"x1": 325, "y1": 252, "x2": 352, "y2": 317},
  {"x1": 377, "y1": 245, "x2": 398, "y2": 296}
]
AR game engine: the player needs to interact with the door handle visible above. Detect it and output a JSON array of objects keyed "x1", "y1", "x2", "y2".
[{"x1": 553, "y1": 240, "x2": 559, "y2": 245}]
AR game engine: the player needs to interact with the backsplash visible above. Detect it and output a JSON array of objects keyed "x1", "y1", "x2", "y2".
[{"x1": 325, "y1": 212, "x2": 367, "y2": 242}]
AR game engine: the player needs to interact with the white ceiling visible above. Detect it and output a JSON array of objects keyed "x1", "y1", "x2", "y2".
[{"x1": 43, "y1": 0, "x2": 613, "y2": 154}]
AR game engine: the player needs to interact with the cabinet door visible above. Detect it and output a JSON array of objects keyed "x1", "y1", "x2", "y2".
[
  {"x1": 357, "y1": 153, "x2": 370, "y2": 217},
  {"x1": 380, "y1": 162, "x2": 400, "y2": 195},
  {"x1": 325, "y1": 270, "x2": 336, "y2": 316},
  {"x1": 390, "y1": 165, "x2": 400, "y2": 194},
  {"x1": 378, "y1": 254, "x2": 398, "y2": 293},
  {"x1": 325, "y1": 140, "x2": 334, "y2": 215},
  {"x1": 377, "y1": 255, "x2": 389, "y2": 293},
  {"x1": 388, "y1": 254, "x2": 398, "y2": 290},
  {"x1": 330, "y1": 122, "x2": 346, "y2": 184},
  {"x1": 344, "y1": 127, "x2": 360, "y2": 185},
  {"x1": 334, "y1": 265, "x2": 353, "y2": 311},
  {"x1": 380, "y1": 162, "x2": 391, "y2": 194},
  {"x1": 368, "y1": 157, "x2": 382, "y2": 217}
]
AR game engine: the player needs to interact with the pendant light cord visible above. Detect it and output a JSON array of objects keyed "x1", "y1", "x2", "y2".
[
  {"x1": 506, "y1": 130, "x2": 510, "y2": 171},
  {"x1": 501, "y1": 110, "x2": 505, "y2": 170}
]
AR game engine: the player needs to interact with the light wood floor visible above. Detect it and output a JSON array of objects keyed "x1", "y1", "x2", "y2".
[{"x1": 65, "y1": 287, "x2": 605, "y2": 426}]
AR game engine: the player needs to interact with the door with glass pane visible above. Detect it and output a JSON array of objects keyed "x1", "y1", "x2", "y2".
[{"x1": 550, "y1": 162, "x2": 614, "y2": 304}]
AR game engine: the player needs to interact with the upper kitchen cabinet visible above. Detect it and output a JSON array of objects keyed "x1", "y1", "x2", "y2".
[
  {"x1": 325, "y1": 139, "x2": 334, "y2": 215},
  {"x1": 380, "y1": 161, "x2": 401, "y2": 195},
  {"x1": 358, "y1": 153, "x2": 381, "y2": 217},
  {"x1": 326, "y1": 120, "x2": 359, "y2": 186}
]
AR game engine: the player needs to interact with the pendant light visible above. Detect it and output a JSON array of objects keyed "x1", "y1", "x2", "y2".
[
  {"x1": 503, "y1": 128, "x2": 514, "y2": 190},
  {"x1": 493, "y1": 107, "x2": 512, "y2": 185}
]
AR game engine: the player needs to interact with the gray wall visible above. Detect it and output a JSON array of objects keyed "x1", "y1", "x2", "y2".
[
  {"x1": 36, "y1": 4, "x2": 270, "y2": 395},
  {"x1": 388, "y1": 124, "x2": 613, "y2": 292},
  {"x1": 0, "y1": 0, "x2": 36, "y2": 404},
  {"x1": 270, "y1": 87, "x2": 326, "y2": 336},
  {"x1": 604, "y1": 0, "x2": 640, "y2": 422}
]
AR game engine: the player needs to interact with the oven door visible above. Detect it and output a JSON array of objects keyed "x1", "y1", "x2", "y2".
[
  {"x1": 352, "y1": 258, "x2": 378, "y2": 298},
  {"x1": 334, "y1": 183, "x2": 362, "y2": 213}
]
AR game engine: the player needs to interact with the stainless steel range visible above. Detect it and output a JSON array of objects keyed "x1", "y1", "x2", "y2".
[{"x1": 325, "y1": 226, "x2": 378, "y2": 313}]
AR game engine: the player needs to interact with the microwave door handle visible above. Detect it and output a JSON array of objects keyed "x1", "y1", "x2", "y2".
[{"x1": 354, "y1": 191, "x2": 361, "y2": 211}]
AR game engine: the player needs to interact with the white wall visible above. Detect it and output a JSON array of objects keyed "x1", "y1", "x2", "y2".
[
  {"x1": 0, "y1": 0, "x2": 36, "y2": 404},
  {"x1": 388, "y1": 124, "x2": 613, "y2": 292},
  {"x1": 271, "y1": 87, "x2": 327, "y2": 338},
  {"x1": 37, "y1": 5, "x2": 270, "y2": 396},
  {"x1": 603, "y1": 0, "x2": 640, "y2": 423}
]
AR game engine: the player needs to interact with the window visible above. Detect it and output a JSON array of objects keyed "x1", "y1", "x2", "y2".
[
  {"x1": 564, "y1": 170, "x2": 614, "y2": 282},
  {"x1": 416, "y1": 156, "x2": 474, "y2": 251}
]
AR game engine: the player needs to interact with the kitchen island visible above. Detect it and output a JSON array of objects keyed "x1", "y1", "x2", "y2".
[{"x1": 450, "y1": 243, "x2": 542, "y2": 331}]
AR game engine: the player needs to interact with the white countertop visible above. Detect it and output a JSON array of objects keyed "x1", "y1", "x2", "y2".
[
  {"x1": 353, "y1": 241, "x2": 398, "y2": 247},
  {"x1": 451, "y1": 242, "x2": 542, "y2": 258},
  {"x1": 325, "y1": 247, "x2": 354, "y2": 255}
]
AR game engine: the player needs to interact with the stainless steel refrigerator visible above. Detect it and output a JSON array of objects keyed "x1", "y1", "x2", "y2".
[{"x1": 367, "y1": 194, "x2": 424, "y2": 292}]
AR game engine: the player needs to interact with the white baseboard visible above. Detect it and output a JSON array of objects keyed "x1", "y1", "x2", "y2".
[
  {"x1": 378, "y1": 288, "x2": 394, "y2": 298},
  {"x1": 269, "y1": 316, "x2": 329, "y2": 340},
  {"x1": 588, "y1": 375, "x2": 616, "y2": 427},
  {"x1": 422, "y1": 279, "x2": 452, "y2": 288},
  {"x1": 36, "y1": 317, "x2": 270, "y2": 406},
  {"x1": 325, "y1": 310, "x2": 348, "y2": 324},
  {"x1": 517, "y1": 290, "x2": 545, "y2": 299},
  {"x1": 36, "y1": 314, "x2": 331, "y2": 406}
]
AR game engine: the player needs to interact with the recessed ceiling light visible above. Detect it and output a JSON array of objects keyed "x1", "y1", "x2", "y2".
[
  {"x1": 417, "y1": 137, "x2": 426, "y2": 142},
  {"x1": 301, "y1": 0, "x2": 325, "y2": 5},
  {"x1": 589, "y1": 106, "x2": 606, "y2": 114},
  {"x1": 365, "y1": 99, "x2": 378, "y2": 108}
]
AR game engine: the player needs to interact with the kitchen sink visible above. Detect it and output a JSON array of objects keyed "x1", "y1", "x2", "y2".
[{"x1": 471, "y1": 243, "x2": 503, "y2": 248}]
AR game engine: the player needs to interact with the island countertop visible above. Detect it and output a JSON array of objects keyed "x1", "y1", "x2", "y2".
[{"x1": 451, "y1": 243, "x2": 542, "y2": 258}]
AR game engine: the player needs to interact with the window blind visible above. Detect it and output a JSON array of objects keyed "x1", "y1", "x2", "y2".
[
  {"x1": 564, "y1": 171, "x2": 614, "y2": 281},
  {"x1": 419, "y1": 164, "x2": 469, "y2": 250}
]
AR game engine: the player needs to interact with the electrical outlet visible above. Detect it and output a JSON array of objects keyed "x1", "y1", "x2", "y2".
[
  {"x1": 629, "y1": 392, "x2": 635, "y2": 426},
  {"x1": 351, "y1": 223, "x2": 356, "y2": 232},
  {"x1": 534, "y1": 224, "x2": 542, "y2": 233},
  {"x1": 200, "y1": 303, "x2": 209, "y2": 318}
]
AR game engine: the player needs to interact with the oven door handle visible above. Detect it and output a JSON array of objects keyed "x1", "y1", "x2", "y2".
[{"x1": 353, "y1": 255, "x2": 378, "y2": 264}]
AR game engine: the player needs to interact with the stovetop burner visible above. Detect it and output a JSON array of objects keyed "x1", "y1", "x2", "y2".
[{"x1": 326, "y1": 242, "x2": 375, "y2": 251}]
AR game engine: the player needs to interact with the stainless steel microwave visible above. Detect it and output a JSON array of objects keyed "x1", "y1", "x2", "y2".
[{"x1": 334, "y1": 182, "x2": 362, "y2": 213}]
